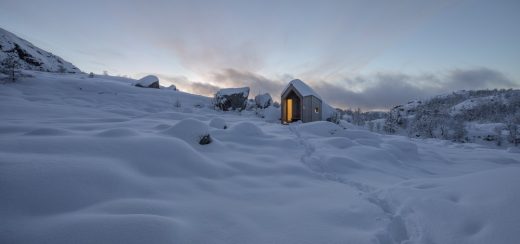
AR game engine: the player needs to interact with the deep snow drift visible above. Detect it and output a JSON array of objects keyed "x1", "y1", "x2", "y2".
[{"x1": 1, "y1": 71, "x2": 519, "y2": 244}]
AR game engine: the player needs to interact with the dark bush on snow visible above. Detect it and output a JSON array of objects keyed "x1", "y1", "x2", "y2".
[{"x1": 199, "y1": 134, "x2": 212, "y2": 145}]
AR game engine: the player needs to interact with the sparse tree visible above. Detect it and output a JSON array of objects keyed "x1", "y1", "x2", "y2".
[
  {"x1": 505, "y1": 113, "x2": 520, "y2": 146},
  {"x1": 367, "y1": 121, "x2": 374, "y2": 132},
  {"x1": 1, "y1": 53, "x2": 20, "y2": 82},
  {"x1": 383, "y1": 117, "x2": 398, "y2": 134},
  {"x1": 352, "y1": 108, "x2": 365, "y2": 126},
  {"x1": 88, "y1": 72, "x2": 94, "y2": 78},
  {"x1": 327, "y1": 111, "x2": 341, "y2": 124},
  {"x1": 507, "y1": 124, "x2": 518, "y2": 146},
  {"x1": 57, "y1": 65, "x2": 66, "y2": 73},
  {"x1": 174, "y1": 98, "x2": 182, "y2": 108},
  {"x1": 452, "y1": 119, "x2": 467, "y2": 142},
  {"x1": 494, "y1": 126, "x2": 503, "y2": 146}
]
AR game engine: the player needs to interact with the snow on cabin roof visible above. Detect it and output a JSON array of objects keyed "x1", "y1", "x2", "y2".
[
  {"x1": 137, "y1": 75, "x2": 159, "y2": 86},
  {"x1": 282, "y1": 79, "x2": 322, "y2": 99}
]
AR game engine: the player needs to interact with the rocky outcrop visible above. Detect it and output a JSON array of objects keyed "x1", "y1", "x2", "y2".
[
  {"x1": 214, "y1": 87, "x2": 250, "y2": 111},
  {"x1": 0, "y1": 27, "x2": 80, "y2": 73}
]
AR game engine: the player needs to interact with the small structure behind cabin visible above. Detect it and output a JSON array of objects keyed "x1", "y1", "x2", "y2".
[{"x1": 281, "y1": 79, "x2": 322, "y2": 123}]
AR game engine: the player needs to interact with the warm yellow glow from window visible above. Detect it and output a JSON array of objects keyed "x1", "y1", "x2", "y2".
[{"x1": 287, "y1": 99, "x2": 293, "y2": 122}]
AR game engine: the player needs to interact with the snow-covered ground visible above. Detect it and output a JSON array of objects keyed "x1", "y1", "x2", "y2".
[{"x1": 1, "y1": 72, "x2": 519, "y2": 244}]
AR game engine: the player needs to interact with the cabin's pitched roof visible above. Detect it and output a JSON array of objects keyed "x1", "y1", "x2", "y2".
[{"x1": 282, "y1": 79, "x2": 322, "y2": 100}]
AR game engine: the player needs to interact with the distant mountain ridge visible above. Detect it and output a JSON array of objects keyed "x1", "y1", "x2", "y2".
[{"x1": 0, "y1": 27, "x2": 80, "y2": 73}]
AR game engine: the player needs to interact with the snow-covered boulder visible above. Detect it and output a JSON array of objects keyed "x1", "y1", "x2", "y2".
[
  {"x1": 263, "y1": 106, "x2": 281, "y2": 123},
  {"x1": 209, "y1": 117, "x2": 227, "y2": 129},
  {"x1": 135, "y1": 75, "x2": 160, "y2": 89},
  {"x1": 214, "y1": 87, "x2": 250, "y2": 111},
  {"x1": 165, "y1": 84, "x2": 177, "y2": 91},
  {"x1": 162, "y1": 118, "x2": 212, "y2": 145},
  {"x1": 0, "y1": 27, "x2": 80, "y2": 73},
  {"x1": 254, "y1": 93, "x2": 272, "y2": 109}
]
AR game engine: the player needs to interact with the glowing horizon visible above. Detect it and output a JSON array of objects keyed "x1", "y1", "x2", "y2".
[{"x1": 1, "y1": 0, "x2": 519, "y2": 109}]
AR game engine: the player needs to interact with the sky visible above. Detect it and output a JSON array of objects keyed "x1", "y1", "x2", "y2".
[{"x1": 1, "y1": 0, "x2": 519, "y2": 110}]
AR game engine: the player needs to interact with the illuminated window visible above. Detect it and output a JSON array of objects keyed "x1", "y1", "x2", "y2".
[{"x1": 287, "y1": 99, "x2": 293, "y2": 121}]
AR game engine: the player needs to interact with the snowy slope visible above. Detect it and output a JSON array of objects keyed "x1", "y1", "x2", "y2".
[
  {"x1": 450, "y1": 94, "x2": 507, "y2": 115},
  {"x1": 390, "y1": 89, "x2": 519, "y2": 120},
  {"x1": 0, "y1": 27, "x2": 80, "y2": 73},
  {"x1": 1, "y1": 72, "x2": 520, "y2": 244},
  {"x1": 380, "y1": 89, "x2": 520, "y2": 145}
]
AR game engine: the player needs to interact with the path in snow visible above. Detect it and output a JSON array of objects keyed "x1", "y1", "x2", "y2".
[{"x1": 288, "y1": 123, "x2": 412, "y2": 243}]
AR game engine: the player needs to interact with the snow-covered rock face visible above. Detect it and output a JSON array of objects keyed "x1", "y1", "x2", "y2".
[
  {"x1": 254, "y1": 93, "x2": 272, "y2": 109},
  {"x1": 214, "y1": 87, "x2": 250, "y2": 111},
  {"x1": 135, "y1": 75, "x2": 160, "y2": 89},
  {"x1": 0, "y1": 28, "x2": 80, "y2": 73}
]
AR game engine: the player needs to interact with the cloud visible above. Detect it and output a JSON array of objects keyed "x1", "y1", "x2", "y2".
[
  {"x1": 315, "y1": 68, "x2": 519, "y2": 110},
  {"x1": 154, "y1": 74, "x2": 220, "y2": 96},
  {"x1": 209, "y1": 69, "x2": 286, "y2": 96},
  {"x1": 134, "y1": 1, "x2": 457, "y2": 80},
  {"x1": 443, "y1": 68, "x2": 517, "y2": 90},
  {"x1": 154, "y1": 70, "x2": 287, "y2": 98},
  {"x1": 156, "y1": 67, "x2": 518, "y2": 111},
  {"x1": 158, "y1": 38, "x2": 266, "y2": 76}
]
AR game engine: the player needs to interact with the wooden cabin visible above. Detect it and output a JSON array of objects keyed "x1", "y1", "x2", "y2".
[{"x1": 281, "y1": 79, "x2": 322, "y2": 123}]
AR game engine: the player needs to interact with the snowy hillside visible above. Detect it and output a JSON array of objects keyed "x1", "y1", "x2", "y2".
[
  {"x1": 377, "y1": 89, "x2": 520, "y2": 145},
  {"x1": 0, "y1": 27, "x2": 80, "y2": 73},
  {"x1": 1, "y1": 72, "x2": 520, "y2": 244},
  {"x1": 389, "y1": 90, "x2": 520, "y2": 121}
]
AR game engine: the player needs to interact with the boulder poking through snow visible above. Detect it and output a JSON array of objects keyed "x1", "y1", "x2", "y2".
[
  {"x1": 165, "y1": 84, "x2": 177, "y2": 91},
  {"x1": 263, "y1": 106, "x2": 281, "y2": 123},
  {"x1": 209, "y1": 117, "x2": 227, "y2": 129},
  {"x1": 162, "y1": 118, "x2": 213, "y2": 146},
  {"x1": 255, "y1": 93, "x2": 272, "y2": 109},
  {"x1": 135, "y1": 75, "x2": 160, "y2": 89},
  {"x1": 214, "y1": 87, "x2": 249, "y2": 111}
]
